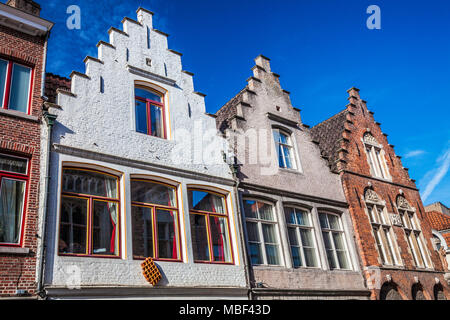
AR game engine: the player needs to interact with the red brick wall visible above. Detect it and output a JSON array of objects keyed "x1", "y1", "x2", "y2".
[
  {"x1": 340, "y1": 88, "x2": 450, "y2": 299},
  {"x1": 0, "y1": 24, "x2": 46, "y2": 297}
]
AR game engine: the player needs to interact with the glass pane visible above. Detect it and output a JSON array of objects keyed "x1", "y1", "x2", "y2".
[
  {"x1": 304, "y1": 247, "x2": 318, "y2": 267},
  {"x1": 131, "y1": 180, "x2": 176, "y2": 207},
  {"x1": 150, "y1": 104, "x2": 163, "y2": 138},
  {"x1": 262, "y1": 223, "x2": 278, "y2": 244},
  {"x1": 0, "y1": 178, "x2": 25, "y2": 244},
  {"x1": 322, "y1": 231, "x2": 332, "y2": 250},
  {"x1": 332, "y1": 232, "x2": 346, "y2": 250},
  {"x1": 135, "y1": 87, "x2": 161, "y2": 102},
  {"x1": 409, "y1": 233, "x2": 424, "y2": 267},
  {"x1": 243, "y1": 200, "x2": 258, "y2": 219},
  {"x1": 131, "y1": 206, "x2": 153, "y2": 258},
  {"x1": 249, "y1": 242, "x2": 262, "y2": 265},
  {"x1": 92, "y1": 201, "x2": 119, "y2": 255},
  {"x1": 300, "y1": 228, "x2": 314, "y2": 247},
  {"x1": 157, "y1": 209, "x2": 178, "y2": 259},
  {"x1": 291, "y1": 246, "x2": 302, "y2": 267},
  {"x1": 265, "y1": 244, "x2": 280, "y2": 265},
  {"x1": 282, "y1": 145, "x2": 293, "y2": 169},
  {"x1": 336, "y1": 250, "x2": 350, "y2": 269},
  {"x1": 319, "y1": 213, "x2": 329, "y2": 229},
  {"x1": 288, "y1": 227, "x2": 298, "y2": 246},
  {"x1": 380, "y1": 229, "x2": 393, "y2": 265},
  {"x1": 296, "y1": 210, "x2": 309, "y2": 226},
  {"x1": 59, "y1": 196, "x2": 87, "y2": 254},
  {"x1": 279, "y1": 132, "x2": 288, "y2": 144},
  {"x1": 189, "y1": 190, "x2": 225, "y2": 214},
  {"x1": 246, "y1": 221, "x2": 259, "y2": 242},
  {"x1": 9, "y1": 64, "x2": 31, "y2": 113},
  {"x1": 0, "y1": 154, "x2": 27, "y2": 174},
  {"x1": 0, "y1": 60, "x2": 8, "y2": 107},
  {"x1": 135, "y1": 99, "x2": 148, "y2": 134},
  {"x1": 284, "y1": 207, "x2": 296, "y2": 224},
  {"x1": 62, "y1": 169, "x2": 118, "y2": 198},
  {"x1": 277, "y1": 144, "x2": 285, "y2": 168},
  {"x1": 258, "y1": 202, "x2": 274, "y2": 221},
  {"x1": 328, "y1": 215, "x2": 341, "y2": 230},
  {"x1": 209, "y1": 216, "x2": 232, "y2": 262},
  {"x1": 326, "y1": 249, "x2": 337, "y2": 269},
  {"x1": 377, "y1": 207, "x2": 386, "y2": 225},
  {"x1": 190, "y1": 213, "x2": 210, "y2": 261}
]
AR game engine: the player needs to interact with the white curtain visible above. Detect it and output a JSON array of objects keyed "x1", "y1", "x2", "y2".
[
  {"x1": 211, "y1": 195, "x2": 224, "y2": 214},
  {"x1": 0, "y1": 179, "x2": 25, "y2": 243},
  {"x1": 105, "y1": 178, "x2": 117, "y2": 254}
]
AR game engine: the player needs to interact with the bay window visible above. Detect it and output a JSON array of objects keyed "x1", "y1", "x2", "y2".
[
  {"x1": 135, "y1": 86, "x2": 166, "y2": 139},
  {"x1": 0, "y1": 59, "x2": 33, "y2": 114},
  {"x1": 319, "y1": 212, "x2": 351, "y2": 269},
  {"x1": 0, "y1": 154, "x2": 29, "y2": 246},
  {"x1": 131, "y1": 179, "x2": 180, "y2": 261},
  {"x1": 189, "y1": 189, "x2": 233, "y2": 263},
  {"x1": 285, "y1": 207, "x2": 318, "y2": 268},
  {"x1": 59, "y1": 168, "x2": 120, "y2": 257},
  {"x1": 273, "y1": 128, "x2": 296, "y2": 169},
  {"x1": 243, "y1": 199, "x2": 281, "y2": 266}
]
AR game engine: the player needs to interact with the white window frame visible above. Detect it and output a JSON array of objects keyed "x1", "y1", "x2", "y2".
[{"x1": 273, "y1": 128, "x2": 297, "y2": 170}]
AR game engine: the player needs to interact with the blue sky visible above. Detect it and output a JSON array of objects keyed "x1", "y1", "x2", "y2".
[{"x1": 38, "y1": 0, "x2": 449, "y2": 207}]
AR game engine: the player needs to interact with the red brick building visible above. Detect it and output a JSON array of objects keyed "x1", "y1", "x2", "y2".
[
  {"x1": 0, "y1": 0, "x2": 52, "y2": 297},
  {"x1": 311, "y1": 87, "x2": 449, "y2": 300}
]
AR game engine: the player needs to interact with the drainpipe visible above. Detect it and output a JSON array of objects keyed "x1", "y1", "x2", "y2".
[
  {"x1": 41, "y1": 31, "x2": 49, "y2": 98},
  {"x1": 36, "y1": 110, "x2": 57, "y2": 299}
]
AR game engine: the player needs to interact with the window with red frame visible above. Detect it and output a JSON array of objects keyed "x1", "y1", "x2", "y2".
[
  {"x1": 0, "y1": 59, "x2": 33, "y2": 114},
  {"x1": 135, "y1": 86, "x2": 166, "y2": 139},
  {"x1": 0, "y1": 154, "x2": 29, "y2": 246},
  {"x1": 58, "y1": 168, "x2": 120, "y2": 257},
  {"x1": 188, "y1": 189, "x2": 233, "y2": 264},
  {"x1": 131, "y1": 179, "x2": 180, "y2": 261}
]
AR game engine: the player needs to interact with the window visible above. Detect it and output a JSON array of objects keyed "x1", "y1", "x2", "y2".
[
  {"x1": 273, "y1": 128, "x2": 296, "y2": 169},
  {"x1": 243, "y1": 199, "x2": 281, "y2": 266},
  {"x1": 131, "y1": 179, "x2": 180, "y2": 261},
  {"x1": 398, "y1": 197, "x2": 432, "y2": 268},
  {"x1": 189, "y1": 189, "x2": 233, "y2": 263},
  {"x1": 363, "y1": 133, "x2": 389, "y2": 179},
  {"x1": 135, "y1": 86, "x2": 166, "y2": 139},
  {"x1": 59, "y1": 168, "x2": 120, "y2": 257},
  {"x1": 285, "y1": 207, "x2": 318, "y2": 268},
  {"x1": 0, "y1": 154, "x2": 29, "y2": 246},
  {"x1": 0, "y1": 59, "x2": 33, "y2": 114},
  {"x1": 319, "y1": 212, "x2": 351, "y2": 269}
]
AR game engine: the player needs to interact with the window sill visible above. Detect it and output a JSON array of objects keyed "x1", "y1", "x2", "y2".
[
  {"x1": 0, "y1": 247, "x2": 30, "y2": 255},
  {"x1": 0, "y1": 108, "x2": 39, "y2": 122},
  {"x1": 279, "y1": 167, "x2": 302, "y2": 175}
]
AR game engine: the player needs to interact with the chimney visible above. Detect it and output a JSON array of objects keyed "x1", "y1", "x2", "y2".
[{"x1": 6, "y1": 0, "x2": 41, "y2": 17}]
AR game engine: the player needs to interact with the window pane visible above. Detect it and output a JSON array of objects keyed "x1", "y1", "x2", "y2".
[
  {"x1": 288, "y1": 227, "x2": 298, "y2": 246},
  {"x1": 0, "y1": 60, "x2": 8, "y2": 107},
  {"x1": 319, "y1": 213, "x2": 329, "y2": 229},
  {"x1": 380, "y1": 229, "x2": 393, "y2": 265},
  {"x1": 9, "y1": 64, "x2": 31, "y2": 113},
  {"x1": 303, "y1": 247, "x2": 318, "y2": 267},
  {"x1": 157, "y1": 209, "x2": 178, "y2": 259},
  {"x1": 131, "y1": 206, "x2": 153, "y2": 259},
  {"x1": 131, "y1": 180, "x2": 176, "y2": 207},
  {"x1": 326, "y1": 249, "x2": 337, "y2": 269},
  {"x1": 265, "y1": 244, "x2": 280, "y2": 265},
  {"x1": 336, "y1": 250, "x2": 350, "y2": 269},
  {"x1": 189, "y1": 190, "x2": 225, "y2": 214},
  {"x1": 277, "y1": 144, "x2": 285, "y2": 168},
  {"x1": 243, "y1": 200, "x2": 258, "y2": 219},
  {"x1": 135, "y1": 87, "x2": 161, "y2": 102},
  {"x1": 246, "y1": 221, "x2": 259, "y2": 242},
  {"x1": 328, "y1": 215, "x2": 341, "y2": 230},
  {"x1": 249, "y1": 242, "x2": 262, "y2": 265},
  {"x1": 300, "y1": 228, "x2": 314, "y2": 247},
  {"x1": 150, "y1": 104, "x2": 163, "y2": 138},
  {"x1": 258, "y1": 202, "x2": 274, "y2": 221},
  {"x1": 59, "y1": 196, "x2": 87, "y2": 254},
  {"x1": 296, "y1": 210, "x2": 309, "y2": 226},
  {"x1": 285, "y1": 207, "x2": 296, "y2": 224},
  {"x1": 332, "y1": 232, "x2": 346, "y2": 250},
  {"x1": 190, "y1": 213, "x2": 210, "y2": 261},
  {"x1": 279, "y1": 132, "x2": 288, "y2": 145},
  {"x1": 291, "y1": 246, "x2": 302, "y2": 267},
  {"x1": 135, "y1": 99, "x2": 148, "y2": 134},
  {"x1": 209, "y1": 216, "x2": 232, "y2": 262},
  {"x1": 0, "y1": 154, "x2": 27, "y2": 174},
  {"x1": 92, "y1": 201, "x2": 119, "y2": 255},
  {"x1": 0, "y1": 178, "x2": 25, "y2": 244},
  {"x1": 62, "y1": 169, "x2": 118, "y2": 198},
  {"x1": 322, "y1": 231, "x2": 332, "y2": 250},
  {"x1": 282, "y1": 145, "x2": 293, "y2": 169},
  {"x1": 262, "y1": 223, "x2": 277, "y2": 244},
  {"x1": 409, "y1": 233, "x2": 424, "y2": 267}
]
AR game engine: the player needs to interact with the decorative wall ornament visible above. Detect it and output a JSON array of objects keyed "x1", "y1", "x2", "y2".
[
  {"x1": 364, "y1": 188, "x2": 381, "y2": 203},
  {"x1": 363, "y1": 132, "x2": 380, "y2": 146},
  {"x1": 390, "y1": 213, "x2": 403, "y2": 227},
  {"x1": 396, "y1": 196, "x2": 411, "y2": 210}
]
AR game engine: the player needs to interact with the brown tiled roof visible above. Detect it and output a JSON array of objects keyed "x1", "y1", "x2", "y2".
[
  {"x1": 310, "y1": 109, "x2": 348, "y2": 172},
  {"x1": 45, "y1": 73, "x2": 71, "y2": 104},
  {"x1": 426, "y1": 210, "x2": 450, "y2": 231}
]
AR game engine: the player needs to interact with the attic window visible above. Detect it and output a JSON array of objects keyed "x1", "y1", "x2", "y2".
[
  {"x1": 135, "y1": 85, "x2": 166, "y2": 139},
  {"x1": 276, "y1": 106, "x2": 281, "y2": 112},
  {"x1": 146, "y1": 58, "x2": 152, "y2": 67}
]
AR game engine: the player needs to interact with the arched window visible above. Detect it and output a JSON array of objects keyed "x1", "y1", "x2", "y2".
[
  {"x1": 131, "y1": 179, "x2": 180, "y2": 261},
  {"x1": 363, "y1": 133, "x2": 389, "y2": 179},
  {"x1": 134, "y1": 85, "x2": 166, "y2": 139},
  {"x1": 397, "y1": 196, "x2": 432, "y2": 268},
  {"x1": 379, "y1": 282, "x2": 402, "y2": 300},
  {"x1": 365, "y1": 189, "x2": 401, "y2": 266},
  {"x1": 434, "y1": 283, "x2": 446, "y2": 300},
  {"x1": 273, "y1": 128, "x2": 296, "y2": 169},
  {"x1": 412, "y1": 283, "x2": 426, "y2": 300},
  {"x1": 59, "y1": 167, "x2": 120, "y2": 257}
]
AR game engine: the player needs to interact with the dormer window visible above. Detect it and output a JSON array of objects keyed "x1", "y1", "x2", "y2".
[
  {"x1": 363, "y1": 133, "x2": 389, "y2": 179},
  {"x1": 273, "y1": 128, "x2": 296, "y2": 170},
  {"x1": 0, "y1": 59, "x2": 33, "y2": 114},
  {"x1": 135, "y1": 86, "x2": 166, "y2": 139}
]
